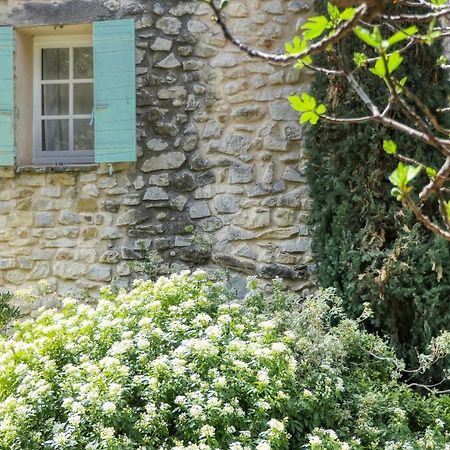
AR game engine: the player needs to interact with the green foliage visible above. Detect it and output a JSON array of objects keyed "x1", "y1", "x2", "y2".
[
  {"x1": 128, "y1": 241, "x2": 162, "y2": 281},
  {"x1": 288, "y1": 93, "x2": 326, "y2": 125},
  {"x1": 389, "y1": 163, "x2": 422, "y2": 200},
  {"x1": 383, "y1": 140, "x2": 397, "y2": 155},
  {"x1": 0, "y1": 274, "x2": 448, "y2": 449},
  {"x1": 303, "y1": 0, "x2": 450, "y2": 382},
  {"x1": 0, "y1": 292, "x2": 19, "y2": 334}
]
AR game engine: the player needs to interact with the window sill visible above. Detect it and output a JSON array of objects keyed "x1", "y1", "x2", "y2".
[{"x1": 16, "y1": 164, "x2": 99, "y2": 174}]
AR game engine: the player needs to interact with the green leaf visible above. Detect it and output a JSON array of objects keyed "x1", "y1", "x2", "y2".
[
  {"x1": 370, "y1": 52, "x2": 403, "y2": 80},
  {"x1": 316, "y1": 104, "x2": 327, "y2": 115},
  {"x1": 445, "y1": 200, "x2": 450, "y2": 220},
  {"x1": 288, "y1": 95, "x2": 304, "y2": 112},
  {"x1": 340, "y1": 7, "x2": 356, "y2": 20},
  {"x1": 327, "y1": 2, "x2": 340, "y2": 21},
  {"x1": 285, "y1": 36, "x2": 312, "y2": 69},
  {"x1": 289, "y1": 93, "x2": 325, "y2": 125},
  {"x1": 389, "y1": 163, "x2": 422, "y2": 196},
  {"x1": 406, "y1": 164, "x2": 422, "y2": 183},
  {"x1": 285, "y1": 36, "x2": 302, "y2": 54},
  {"x1": 302, "y1": 16, "x2": 330, "y2": 41},
  {"x1": 288, "y1": 93, "x2": 317, "y2": 112},
  {"x1": 426, "y1": 166, "x2": 437, "y2": 178},
  {"x1": 301, "y1": 92, "x2": 317, "y2": 110},
  {"x1": 354, "y1": 52, "x2": 368, "y2": 68},
  {"x1": 391, "y1": 187, "x2": 404, "y2": 201},
  {"x1": 437, "y1": 55, "x2": 448, "y2": 67},
  {"x1": 354, "y1": 26, "x2": 381, "y2": 48},
  {"x1": 369, "y1": 57, "x2": 386, "y2": 78},
  {"x1": 300, "y1": 111, "x2": 319, "y2": 124},
  {"x1": 387, "y1": 51, "x2": 403, "y2": 74},
  {"x1": 383, "y1": 140, "x2": 397, "y2": 155},
  {"x1": 389, "y1": 163, "x2": 408, "y2": 192},
  {"x1": 386, "y1": 26, "x2": 418, "y2": 47}
]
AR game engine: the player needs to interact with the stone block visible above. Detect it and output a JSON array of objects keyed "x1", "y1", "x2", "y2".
[
  {"x1": 29, "y1": 262, "x2": 50, "y2": 280},
  {"x1": 100, "y1": 251, "x2": 120, "y2": 264},
  {"x1": 144, "y1": 187, "x2": 169, "y2": 201},
  {"x1": 0, "y1": 259, "x2": 16, "y2": 270},
  {"x1": 76, "y1": 198, "x2": 98, "y2": 212},
  {"x1": 87, "y1": 265, "x2": 112, "y2": 282},
  {"x1": 141, "y1": 152, "x2": 186, "y2": 172},
  {"x1": 100, "y1": 227, "x2": 124, "y2": 240},
  {"x1": 54, "y1": 262, "x2": 87, "y2": 280},
  {"x1": 151, "y1": 37, "x2": 172, "y2": 51},
  {"x1": 214, "y1": 194, "x2": 240, "y2": 214},
  {"x1": 278, "y1": 238, "x2": 311, "y2": 253},
  {"x1": 35, "y1": 213, "x2": 55, "y2": 227},
  {"x1": 274, "y1": 208, "x2": 296, "y2": 227},
  {"x1": 189, "y1": 201, "x2": 211, "y2": 219},
  {"x1": 156, "y1": 17, "x2": 182, "y2": 35},
  {"x1": 59, "y1": 211, "x2": 81, "y2": 225}
]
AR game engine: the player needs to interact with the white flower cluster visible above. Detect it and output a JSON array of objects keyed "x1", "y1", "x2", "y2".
[{"x1": 0, "y1": 270, "x2": 296, "y2": 449}]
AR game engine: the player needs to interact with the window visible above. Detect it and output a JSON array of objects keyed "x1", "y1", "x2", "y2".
[
  {"x1": 0, "y1": 19, "x2": 137, "y2": 167},
  {"x1": 33, "y1": 36, "x2": 94, "y2": 164}
]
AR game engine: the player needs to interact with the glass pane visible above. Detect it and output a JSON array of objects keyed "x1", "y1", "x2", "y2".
[
  {"x1": 74, "y1": 47, "x2": 93, "y2": 79},
  {"x1": 74, "y1": 83, "x2": 93, "y2": 115},
  {"x1": 42, "y1": 119, "x2": 69, "y2": 151},
  {"x1": 42, "y1": 48, "x2": 69, "y2": 80},
  {"x1": 42, "y1": 84, "x2": 69, "y2": 116},
  {"x1": 74, "y1": 119, "x2": 94, "y2": 150}
]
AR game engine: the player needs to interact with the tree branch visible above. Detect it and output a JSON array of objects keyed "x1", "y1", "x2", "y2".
[
  {"x1": 404, "y1": 194, "x2": 450, "y2": 240},
  {"x1": 208, "y1": 1, "x2": 367, "y2": 64}
]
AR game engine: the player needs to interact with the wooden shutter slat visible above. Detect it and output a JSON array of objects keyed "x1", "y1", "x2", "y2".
[
  {"x1": 0, "y1": 27, "x2": 15, "y2": 166},
  {"x1": 93, "y1": 19, "x2": 136, "y2": 163}
]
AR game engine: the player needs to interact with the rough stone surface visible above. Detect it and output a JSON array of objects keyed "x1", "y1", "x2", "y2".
[{"x1": 0, "y1": 0, "x2": 314, "y2": 301}]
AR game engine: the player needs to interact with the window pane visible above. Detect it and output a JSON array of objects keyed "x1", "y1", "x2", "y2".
[
  {"x1": 42, "y1": 119, "x2": 69, "y2": 151},
  {"x1": 42, "y1": 48, "x2": 69, "y2": 80},
  {"x1": 74, "y1": 119, "x2": 94, "y2": 150},
  {"x1": 74, "y1": 83, "x2": 93, "y2": 115},
  {"x1": 42, "y1": 84, "x2": 69, "y2": 116},
  {"x1": 74, "y1": 47, "x2": 93, "y2": 79}
]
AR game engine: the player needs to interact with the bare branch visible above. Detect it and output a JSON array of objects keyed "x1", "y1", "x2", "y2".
[
  {"x1": 382, "y1": 7, "x2": 450, "y2": 22},
  {"x1": 402, "y1": 85, "x2": 450, "y2": 136},
  {"x1": 404, "y1": 194, "x2": 450, "y2": 240},
  {"x1": 420, "y1": 157, "x2": 450, "y2": 201},
  {"x1": 322, "y1": 114, "x2": 374, "y2": 124},
  {"x1": 208, "y1": 1, "x2": 367, "y2": 64}
]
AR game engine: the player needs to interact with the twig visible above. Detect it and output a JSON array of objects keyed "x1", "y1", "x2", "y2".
[
  {"x1": 382, "y1": 7, "x2": 450, "y2": 22},
  {"x1": 404, "y1": 194, "x2": 450, "y2": 239},
  {"x1": 420, "y1": 157, "x2": 450, "y2": 201},
  {"x1": 208, "y1": 1, "x2": 367, "y2": 64}
]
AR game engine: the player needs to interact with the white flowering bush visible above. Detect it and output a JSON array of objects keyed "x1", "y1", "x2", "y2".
[
  {"x1": 0, "y1": 271, "x2": 448, "y2": 449},
  {"x1": 0, "y1": 271, "x2": 297, "y2": 450}
]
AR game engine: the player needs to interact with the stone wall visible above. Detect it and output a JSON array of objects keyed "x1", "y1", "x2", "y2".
[{"x1": 0, "y1": 0, "x2": 315, "y2": 298}]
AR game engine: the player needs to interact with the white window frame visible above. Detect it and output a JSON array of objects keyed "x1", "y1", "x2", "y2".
[{"x1": 33, "y1": 35, "x2": 94, "y2": 165}]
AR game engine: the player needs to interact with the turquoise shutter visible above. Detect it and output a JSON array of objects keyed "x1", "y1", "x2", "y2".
[
  {"x1": 93, "y1": 19, "x2": 136, "y2": 163},
  {"x1": 0, "y1": 27, "x2": 15, "y2": 166}
]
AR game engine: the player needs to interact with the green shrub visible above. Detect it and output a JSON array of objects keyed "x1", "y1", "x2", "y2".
[
  {"x1": 304, "y1": 0, "x2": 450, "y2": 380},
  {"x1": 0, "y1": 292, "x2": 19, "y2": 334},
  {"x1": 0, "y1": 273, "x2": 448, "y2": 449}
]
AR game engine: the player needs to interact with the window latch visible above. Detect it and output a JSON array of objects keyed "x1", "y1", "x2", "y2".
[
  {"x1": 91, "y1": 104, "x2": 109, "y2": 125},
  {"x1": 89, "y1": 107, "x2": 95, "y2": 126}
]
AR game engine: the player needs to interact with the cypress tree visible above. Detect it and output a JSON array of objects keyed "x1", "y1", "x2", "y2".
[{"x1": 305, "y1": 2, "x2": 450, "y2": 380}]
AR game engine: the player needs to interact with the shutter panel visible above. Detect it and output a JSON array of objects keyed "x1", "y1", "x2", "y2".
[
  {"x1": 0, "y1": 27, "x2": 15, "y2": 166},
  {"x1": 93, "y1": 19, "x2": 136, "y2": 163}
]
